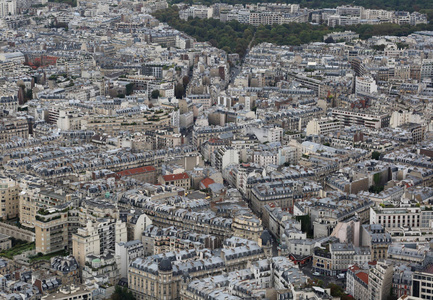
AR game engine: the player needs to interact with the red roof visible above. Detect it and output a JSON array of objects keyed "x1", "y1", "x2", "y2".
[
  {"x1": 355, "y1": 272, "x2": 369, "y2": 285},
  {"x1": 163, "y1": 173, "x2": 189, "y2": 181},
  {"x1": 117, "y1": 166, "x2": 156, "y2": 177},
  {"x1": 200, "y1": 178, "x2": 215, "y2": 188},
  {"x1": 349, "y1": 265, "x2": 360, "y2": 272}
]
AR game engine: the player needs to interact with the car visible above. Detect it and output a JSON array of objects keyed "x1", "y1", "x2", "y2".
[{"x1": 312, "y1": 272, "x2": 320, "y2": 276}]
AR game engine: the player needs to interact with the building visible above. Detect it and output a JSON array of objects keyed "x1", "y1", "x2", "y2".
[
  {"x1": 369, "y1": 262, "x2": 394, "y2": 300},
  {"x1": 50, "y1": 256, "x2": 80, "y2": 286},
  {"x1": 0, "y1": 234, "x2": 11, "y2": 251},
  {"x1": 160, "y1": 173, "x2": 190, "y2": 189},
  {"x1": 34, "y1": 206, "x2": 70, "y2": 255},
  {"x1": 40, "y1": 285, "x2": 95, "y2": 300},
  {"x1": 0, "y1": 116, "x2": 29, "y2": 144},
  {"x1": 313, "y1": 242, "x2": 356, "y2": 276},
  {"x1": 331, "y1": 108, "x2": 390, "y2": 129},
  {"x1": 346, "y1": 264, "x2": 369, "y2": 300},
  {"x1": 72, "y1": 219, "x2": 127, "y2": 267},
  {"x1": 212, "y1": 147, "x2": 239, "y2": 172},
  {"x1": 115, "y1": 240, "x2": 144, "y2": 278},
  {"x1": 370, "y1": 206, "x2": 433, "y2": 230},
  {"x1": 141, "y1": 225, "x2": 218, "y2": 256},
  {"x1": 232, "y1": 214, "x2": 263, "y2": 242},
  {"x1": 361, "y1": 224, "x2": 391, "y2": 261},
  {"x1": 0, "y1": 176, "x2": 19, "y2": 220},
  {"x1": 323, "y1": 31, "x2": 359, "y2": 42},
  {"x1": 129, "y1": 239, "x2": 266, "y2": 300},
  {"x1": 412, "y1": 265, "x2": 433, "y2": 299},
  {"x1": 306, "y1": 117, "x2": 342, "y2": 136},
  {"x1": 82, "y1": 252, "x2": 120, "y2": 285},
  {"x1": 186, "y1": 94, "x2": 212, "y2": 110},
  {"x1": 116, "y1": 166, "x2": 157, "y2": 184}
]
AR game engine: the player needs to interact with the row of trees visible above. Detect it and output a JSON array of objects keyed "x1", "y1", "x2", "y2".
[
  {"x1": 153, "y1": 7, "x2": 433, "y2": 58},
  {"x1": 171, "y1": 0, "x2": 432, "y2": 13}
]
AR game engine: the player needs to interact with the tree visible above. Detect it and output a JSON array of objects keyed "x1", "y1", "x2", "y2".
[
  {"x1": 324, "y1": 36, "x2": 335, "y2": 43},
  {"x1": 125, "y1": 83, "x2": 134, "y2": 96},
  {"x1": 372, "y1": 151, "x2": 381, "y2": 160},
  {"x1": 151, "y1": 90, "x2": 160, "y2": 99},
  {"x1": 25, "y1": 89, "x2": 33, "y2": 100},
  {"x1": 111, "y1": 286, "x2": 136, "y2": 300},
  {"x1": 175, "y1": 83, "x2": 184, "y2": 99},
  {"x1": 182, "y1": 76, "x2": 190, "y2": 88}
]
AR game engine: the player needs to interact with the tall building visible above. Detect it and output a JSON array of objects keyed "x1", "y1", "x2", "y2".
[
  {"x1": 115, "y1": 240, "x2": 144, "y2": 278},
  {"x1": 0, "y1": 177, "x2": 19, "y2": 220},
  {"x1": 34, "y1": 205, "x2": 81, "y2": 255},
  {"x1": 0, "y1": 0, "x2": 16, "y2": 17},
  {"x1": 72, "y1": 220, "x2": 101, "y2": 267},
  {"x1": 72, "y1": 219, "x2": 127, "y2": 267},
  {"x1": 368, "y1": 262, "x2": 393, "y2": 300}
]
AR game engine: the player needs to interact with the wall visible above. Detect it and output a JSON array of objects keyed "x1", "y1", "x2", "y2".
[{"x1": 0, "y1": 222, "x2": 35, "y2": 242}]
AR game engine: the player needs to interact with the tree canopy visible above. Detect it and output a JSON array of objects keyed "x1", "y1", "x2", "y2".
[{"x1": 153, "y1": 7, "x2": 433, "y2": 58}]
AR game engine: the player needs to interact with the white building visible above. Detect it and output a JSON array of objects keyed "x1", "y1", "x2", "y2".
[
  {"x1": 0, "y1": 0, "x2": 16, "y2": 17},
  {"x1": 115, "y1": 240, "x2": 144, "y2": 278},
  {"x1": 0, "y1": 51, "x2": 24, "y2": 63},
  {"x1": 306, "y1": 117, "x2": 341, "y2": 136},
  {"x1": 171, "y1": 109, "x2": 180, "y2": 128},
  {"x1": 368, "y1": 262, "x2": 394, "y2": 300},
  {"x1": 355, "y1": 76, "x2": 378, "y2": 96},
  {"x1": 390, "y1": 110, "x2": 424, "y2": 128},
  {"x1": 179, "y1": 111, "x2": 194, "y2": 129}
]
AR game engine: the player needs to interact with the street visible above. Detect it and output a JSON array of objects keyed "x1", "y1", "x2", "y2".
[{"x1": 300, "y1": 261, "x2": 346, "y2": 289}]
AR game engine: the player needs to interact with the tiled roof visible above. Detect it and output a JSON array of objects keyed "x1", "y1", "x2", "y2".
[
  {"x1": 117, "y1": 166, "x2": 156, "y2": 177},
  {"x1": 200, "y1": 177, "x2": 215, "y2": 188},
  {"x1": 163, "y1": 172, "x2": 189, "y2": 181},
  {"x1": 356, "y1": 272, "x2": 369, "y2": 285}
]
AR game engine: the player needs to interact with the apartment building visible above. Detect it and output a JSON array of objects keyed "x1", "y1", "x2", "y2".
[
  {"x1": 34, "y1": 206, "x2": 71, "y2": 255},
  {"x1": 212, "y1": 147, "x2": 239, "y2": 172},
  {"x1": 19, "y1": 187, "x2": 75, "y2": 229},
  {"x1": 331, "y1": 108, "x2": 390, "y2": 129},
  {"x1": 82, "y1": 252, "x2": 120, "y2": 285},
  {"x1": 306, "y1": 117, "x2": 342, "y2": 136},
  {"x1": 72, "y1": 219, "x2": 127, "y2": 267},
  {"x1": 115, "y1": 240, "x2": 144, "y2": 278},
  {"x1": 346, "y1": 264, "x2": 369, "y2": 300},
  {"x1": 142, "y1": 225, "x2": 217, "y2": 256},
  {"x1": 129, "y1": 240, "x2": 266, "y2": 300},
  {"x1": 361, "y1": 224, "x2": 392, "y2": 261},
  {"x1": 368, "y1": 262, "x2": 394, "y2": 300},
  {"x1": 232, "y1": 214, "x2": 263, "y2": 242},
  {"x1": 159, "y1": 173, "x2": 190, "y2": 189},
  {"x1": 0, "y1": 177, "x2": 19, "y2": 220},
  {"x1": 313, "y1": 243, "x2": 356, "y2": 276},
  {"x1": 186, "y1": 94, "x2": 212, "y2": 110},
  {"x1": 0, "y1": 116, "x2": 29, "y2": 144}
]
